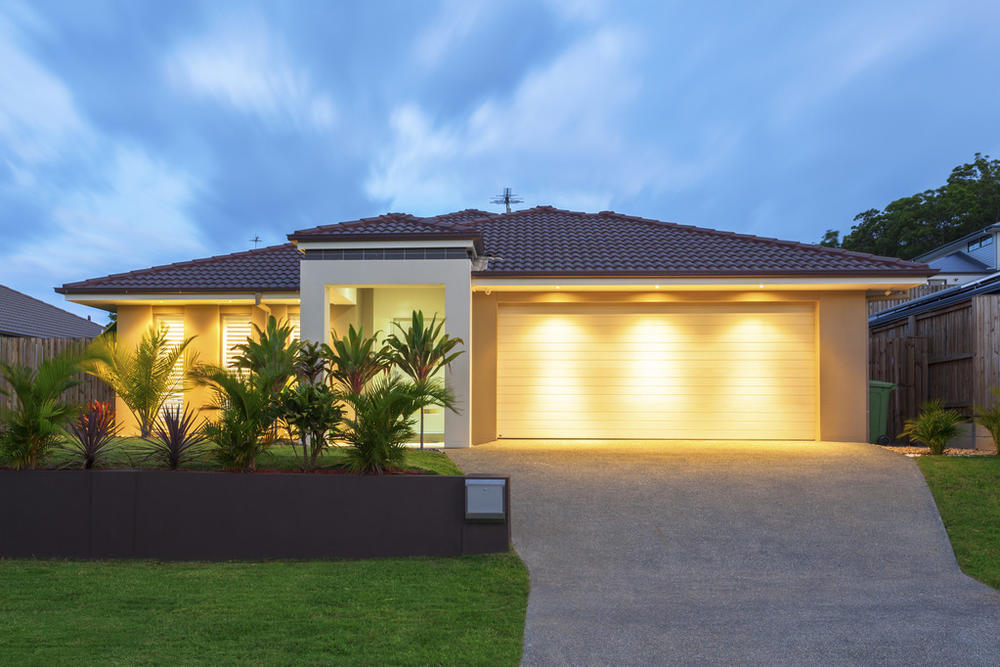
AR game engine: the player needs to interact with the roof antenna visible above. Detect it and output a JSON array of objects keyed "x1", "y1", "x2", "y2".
[
  {"x1": 249, "y1": 235, "x2": 262, "y2": 249},
  {"x1": 491, "y1": 187, "x2": 523, "y2": 214}
]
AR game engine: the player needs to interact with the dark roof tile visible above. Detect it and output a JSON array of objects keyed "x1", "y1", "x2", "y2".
[{"x1": 0, "y1": 285, "x2": 104, "y2": 337}]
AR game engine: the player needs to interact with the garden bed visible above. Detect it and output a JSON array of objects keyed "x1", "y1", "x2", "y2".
[
  {"x1": 877, "y1": 444, "x2": 995, "y2": 457},
  {"x1": 0, "y1": 469, "x2": 510, "y2": 561}
]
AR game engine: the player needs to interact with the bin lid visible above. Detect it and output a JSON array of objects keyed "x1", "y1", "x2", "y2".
[{"x1": 869, "y1": 380, "x2": 896, "y2": 390}]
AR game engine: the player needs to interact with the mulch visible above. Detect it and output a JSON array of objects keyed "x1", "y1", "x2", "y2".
[{"x1": 877, "y1": 445, "x2": 996, "y2": 458}]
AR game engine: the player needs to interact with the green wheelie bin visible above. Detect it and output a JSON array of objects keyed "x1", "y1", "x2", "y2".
[{"x1": 869, "y1": 380, "x2": 896, "y2": 444}]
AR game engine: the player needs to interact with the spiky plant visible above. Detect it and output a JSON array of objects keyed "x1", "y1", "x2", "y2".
[
  {"x1": 338, "y1": 375, "x2": 421, "y2": 474},
  {"x1": 974, "y1": 387, "x2": 1000, "y2": 455},
  {"x1": 60, "y1": 400, "x2": 118, "y2": 469},
  {"x1": 0, "y1": 351, "x2": 86, "y2": 469},
  {"x1": 900, "y1": 400, "x2": 965, "y2": 455},
  {"x1": 231, "y1": 316, "x2": 299, "y2": 394},
  {"x1": 385, "y1": 310, "x2": 463, "y2": 449},
  {"x1": 85, "y1": 325, "x2": 195, "y2": 437},
  {"x1": 142, "y1": 405, "x2": 211, "y2": 470},
  {"x1": 324, "y1": 325, "x2": 388, "y2": 395}
]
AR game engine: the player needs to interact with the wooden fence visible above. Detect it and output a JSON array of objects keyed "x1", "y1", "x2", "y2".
[
  {"x1": 868, "y1": 335, "x2": 928, "y2": 440},
  {"x1": 868, "y1": 282, "x2": 951, "y2": 317},
  {"x1": 0, "y1": 336, "x2": 114, "y2": 413}
]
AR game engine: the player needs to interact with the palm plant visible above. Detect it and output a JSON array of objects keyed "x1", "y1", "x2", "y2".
[
  {"x1": 231, "y1": 316, "x2": 299, "y2": 394},
  {"x1": 60, "y1": 400, "x2": 118, "y2": 469},
  {"x1": 142, "y1": 405, "x2": 211, "y2": 470},
  {"x1": 190, "y1": 364, "x2": 281, "y2": 472},
  {"x1": 276, "y1": 381, "x2": 342, "y2": 472},
  {"x1": 974, "y1": 387, "x2": 1000, "y2": 455},
  {"x1": 339, "y1": 375, "x2": 421, "y2": 474},
  {"x1": 85, "y1": 325, "x2": 195, "y2": 437},
  {"x1": 385, "y1": 311, "x2": 463, "y2": 449},
  {"x1": 900, "y1": 400, "x2": 965, "y2": 455},
  {"x1": 0, "y1": 351, "x2": 86, "y2": 469},
  {"x1": 324, "y1": 325, "x2": 388, "y2": 394}
]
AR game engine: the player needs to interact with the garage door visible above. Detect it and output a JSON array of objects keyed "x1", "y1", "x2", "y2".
[{"x1": 497, "y1": 302, "x2": 817, "y2": 440}]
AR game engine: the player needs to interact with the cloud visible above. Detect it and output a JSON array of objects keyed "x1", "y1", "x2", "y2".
[
  {"x1": 166, "y1": 13, "x2": 335, "y2": 130},
  {"x1": 413, "y1": 0, "x2": 487, "y2": 68},
  {"x1": 367, "y1": 26, "x2": 735, "y2": 214}
]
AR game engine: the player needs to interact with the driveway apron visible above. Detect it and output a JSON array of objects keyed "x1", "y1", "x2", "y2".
[{"x1": 448, "y1": 441, "x2": 1000, "y2": 666}]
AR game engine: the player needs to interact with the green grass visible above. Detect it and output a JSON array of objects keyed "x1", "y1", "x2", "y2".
[
  {"x1": 4, "y1": 440, "x2": 464, "y2": 476},
  {"x1": 918, "y1": 456, "x2": 1000, "y2": 589},
  {"x1": 0, "y1": 553, "x2": 529, "y2": 665}
]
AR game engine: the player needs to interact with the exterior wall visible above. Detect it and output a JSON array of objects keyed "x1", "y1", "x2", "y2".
[{"x1": 468, "y1": 290, "x2": 869, "y2": 443}]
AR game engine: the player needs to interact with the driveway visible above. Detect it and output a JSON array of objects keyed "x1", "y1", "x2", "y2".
[{"x1": 448, "y1": 441, "x2": 1000, "y2": 665}]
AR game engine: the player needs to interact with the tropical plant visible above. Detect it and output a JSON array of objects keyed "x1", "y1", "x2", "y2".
[
  {"x1": 190, "y1": 364, "x2": 281, "y2": 472},
  {"x1": 974, "y1": 387, "x2": 1000, "y2": 455},
  {"x1": 339, "y1": 375, "x2": 421, "y2": 474},
  {"x1": 141, "y1": 404, "x2": 211, "y2": 470},
  {"x1": 60, "y1": 400, "x2": 118, "y2": 469},
  {"x1": 86, "y1": 325, "x2": 195, "y2": 437},
  {"x1": 231, "y1": 316, "x2": 299, "y2": 393},
  {"x1": 324, "y1": 325, "x2": 388, "y2": 394},
  {"x1": 294, "y1": 340, "x2": 329, "y2": 385},
  {"x1": 276, "y1": 382, "x2": 342, "y2": 472},
  {"x1": 0, "y1": 351, "x2": 87, "y2": 469},
  {"x1": 900, "y1": 400, "x2": 965, "y2": 455},
  {"x1": 385, "y1": 310, "x2": 463, "y2": 449}
]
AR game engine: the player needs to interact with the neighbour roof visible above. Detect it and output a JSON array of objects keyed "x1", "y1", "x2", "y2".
[
  {"x1": 927, "y1": 251, "x2": 992, "y2": 274},
  {"x1": 912, "y1": 223, "x2": 1000, "y2": 262},
  {"x1": 0, "y1": 285, "x2": 104, "y2": 337},
  {"x1": 870, "y1": 270, "x2": 1000, "y2": 328},
  {"x1": 292, "y1": 206, "x2": 931, "y2": 277},
  {"x1": 56, "y1": 243, "x2": 301, "y2": 294}
]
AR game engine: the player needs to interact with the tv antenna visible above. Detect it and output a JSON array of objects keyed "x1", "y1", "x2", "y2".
[
  {"x1": 249, "y1": 235, "x2": 262, "y2": 249},
  {"x1": 491, "y1": 187, "x2": 523, "y2": 213}
]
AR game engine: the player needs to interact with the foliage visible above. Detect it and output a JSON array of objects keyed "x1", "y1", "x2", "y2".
[
  {"x1": 275, "y1": 346, "x2": 342, "y2": 471},
  {"x1": 0, "y1": 351, "x2": 86, "y2": 469},
  {"x1": 974, "y1": 387, "x2": 1000, "y2": 455},
  {"x1": 60, "y1": 400, "x2": 118, "y2": 469},
  {"x1": 821, "y1": 153, "x2": 1000, "y2": 259},
  {"x1": 86, "y1": 325, "x2": 195, "y2": 437},
  {"x1": 190, "y1": 365, "x2": 281, "y2": 472},
  {"x1": 231, "y1": 316, "x2": 299, "y2": 393},
  {"x1": 141, "y1": 405, "x2": 211, "y2": 470},
  {"x1": 324, "y1": 324, "x2": 388, "y2": 394},
  {"x1": 385, "y1": 310, "x2": 463, "y2": 448},
  {"x1": 899, "y1": 400, "x2": 965, "y2": 455},
  {"x1": 339, "y1": 375, "x2": 421, "y2": 474},
  {"x1": 294, "y1": 340, "x2": 329, "y2": 385}
]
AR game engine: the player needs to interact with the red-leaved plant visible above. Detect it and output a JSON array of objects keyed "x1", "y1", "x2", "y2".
[{"x1": 62, "y1": 401, "x2": 118, "y2": 469}]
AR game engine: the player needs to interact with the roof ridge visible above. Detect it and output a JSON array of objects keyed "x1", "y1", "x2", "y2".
[{"x1": 60, "y1": 243, "x2": 296, "y2": 290}]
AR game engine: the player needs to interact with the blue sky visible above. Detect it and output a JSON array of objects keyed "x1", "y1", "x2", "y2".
[{"x1": 1, "y1": 0, "x2": 998, "y2": 320}]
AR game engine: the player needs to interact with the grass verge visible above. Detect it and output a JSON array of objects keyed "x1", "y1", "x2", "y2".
[
  {"x1": 918, "y1": 456, "x2": 1000, "y2": 589},
  {"x1": 0, "y1": 553, "x2": 528, "y2": 665}
]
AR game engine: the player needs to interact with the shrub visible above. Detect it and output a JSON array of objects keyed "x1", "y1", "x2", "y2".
[
  {"x1": 0, "y1": 352, "x2": 86, "y2": 469},
  {"x1": 900, "y1": 400, "x2": 965, "y2": 455},
  {"x1": 231, "y1": 316, "x2": 299, "y2": 394},
  {"x1": 324, "y1": 325, "x2": 388, "y2": 394},
  {"x1": 276, "y1": 381, "x2": 342, "y2": 472},
  {"x1": 339, "y1": 375, "x2": 420, "y2": 474},
  {"x1": 86, "y1": 325, "x2": 195, "y2": 437},
  {"x1": 142, "y1": 405, "x2": 211, "y2": 470},
  {"x1": 60, "y1": 400, "x2": 118, "y2": 469},
  {"x1": 974, "y1": 387, "x2": 1000, "y2": 455}
]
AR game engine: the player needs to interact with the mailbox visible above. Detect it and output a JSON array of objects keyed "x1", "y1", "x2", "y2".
[{"x1": 465, "y1": 478, "x2": 506, "y2": 521}]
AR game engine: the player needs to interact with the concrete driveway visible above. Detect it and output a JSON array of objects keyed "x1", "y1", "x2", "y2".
[{"x1": 448, "y1": 441, "x2": 1000, "y2": 666}]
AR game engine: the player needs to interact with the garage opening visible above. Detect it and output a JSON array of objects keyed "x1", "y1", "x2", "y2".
[{"x1": 496, "y1": 302, "x2": 817, "y2": 440}]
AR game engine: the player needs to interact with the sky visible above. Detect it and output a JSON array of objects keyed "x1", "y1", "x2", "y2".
[{"x1": 1, "y1": 0, "x2": 999, "y2": 321}]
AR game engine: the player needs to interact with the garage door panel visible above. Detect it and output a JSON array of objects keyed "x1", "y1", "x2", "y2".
[{"x1": 497, "y1": 303, "x2": 817, "y2": 440}]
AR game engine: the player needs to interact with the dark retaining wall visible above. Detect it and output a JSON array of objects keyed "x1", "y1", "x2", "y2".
[{"x1": 0, "y1": 471, "x2": 510, "y2": 560}]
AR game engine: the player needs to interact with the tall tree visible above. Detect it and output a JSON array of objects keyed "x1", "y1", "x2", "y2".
[{"x1": 821, "y1": 153, "x2": 1000, "y2": 259}]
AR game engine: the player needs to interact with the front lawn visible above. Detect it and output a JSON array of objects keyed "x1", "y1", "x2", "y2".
[
  {"x1": 918, "y1": 456, "x2": 1000, "y2": 589},
  {"x1": 0, "y1": 553, "x2": 528, "y2": 664}
]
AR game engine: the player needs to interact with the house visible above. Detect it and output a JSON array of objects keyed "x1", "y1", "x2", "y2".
[
  {"x1": 0, "y1": 284, "x2": 105, "y2": 338},
  {"x1": 912, "y1": 224, "x2": 1000, "y2": 286},
  {"x1": 869, "y1": 270, "x2": 1000, "y2": 449},
  {"x1": 57, "y1": 206, "x2": 932, "y2": 446}
]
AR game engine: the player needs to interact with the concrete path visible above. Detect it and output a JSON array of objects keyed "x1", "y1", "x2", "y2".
[{"x1": 449, "y1": 441, "x2": 1000, "y2": 666}]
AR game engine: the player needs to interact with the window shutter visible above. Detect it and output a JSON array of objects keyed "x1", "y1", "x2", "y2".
[
  {"x1": 222, "y1": 315, "x2": 254, "y2": 371},
  {"x1": 288, "y1": 313, "x2": 300, "y2": 342},
  {"x1": 153, "y1": 314, "x2": 185, "y2": 413}
]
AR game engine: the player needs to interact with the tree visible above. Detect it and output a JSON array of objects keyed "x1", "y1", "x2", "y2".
[
  {"x1": 821, "y1": 153, "x2": 1000, "y2": 259},
  {"x1": 819, "y1": 229, "x2": 840, "y2": 248},
  {"x1": 85, "y1": 325, "x2": 196, "y2": 437},
  {"x1": 384, "y1": 310, "x2": 464, "y2": 449},
  {"x1": 275, "y1": 344, "x2": 342, "y2": 472}
]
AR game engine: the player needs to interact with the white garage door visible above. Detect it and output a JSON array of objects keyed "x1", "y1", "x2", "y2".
[{"x1": 497, "y1": 302, "x2": 817, "y2": 440}]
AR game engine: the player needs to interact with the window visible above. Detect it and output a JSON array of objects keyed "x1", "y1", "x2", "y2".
[
  {"x1": 287, "y1": 313, "x2": 300, "y2": 342},
  {"x1": 153, "y1": 313, "x2": 185, "y2": 413},
  {"x1": 222, "y1": 315, "x2": 253, "y2": 372},
  {"x1": 968, "y1": 235, "x2": 993, "y2": 251}
]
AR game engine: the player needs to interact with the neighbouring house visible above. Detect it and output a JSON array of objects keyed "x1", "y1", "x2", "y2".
[
  {"x1": 0, "y1": 284, "x2": 105, "y2": 338},
  {"x1": 869, "y1": 271, "x2": 1000, "y2": 449},
  {"x1": 912, "y1": 224, "x2": 1000, "y2": 286},
  {"x1": 57, "y1": 206, "x2": 932, "y2": 445}
]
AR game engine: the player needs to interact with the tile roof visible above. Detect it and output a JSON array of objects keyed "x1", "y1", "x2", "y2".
[
  {"x1": 57, "y1": 243, "x2": 301, "y2": 294},
  {"x1": 288, "y1": 210, "x2": 496, "y2": 239},
  {"x1": 0, "y1": 285, "x2": 105, "y2": 337}
]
